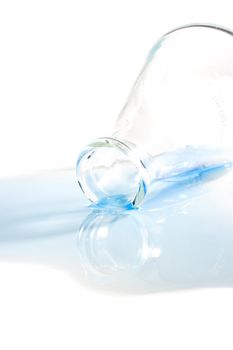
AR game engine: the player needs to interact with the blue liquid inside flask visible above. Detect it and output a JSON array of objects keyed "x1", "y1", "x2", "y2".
[{"x1": 77, "y1": 24, "x2": 233, "y2": 208}]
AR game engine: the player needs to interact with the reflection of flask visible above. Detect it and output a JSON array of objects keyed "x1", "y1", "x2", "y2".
[
  {"x1": 77, "y1": 24, "x2": 233, "y2": 208},
  {"x1": 78, "y1": 210, "x2": 151, "y2": 276},
  {"x1": 77, "y1": 172, "x2": 233, "y2": 293}
]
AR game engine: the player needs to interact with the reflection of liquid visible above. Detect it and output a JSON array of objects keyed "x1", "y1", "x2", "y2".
[
  {"x1": 78, "y1": 170, "x2": 233, "y2": 293},
  {"x1": 0, "y1": 168, "x2": 233, "y2": 293}
]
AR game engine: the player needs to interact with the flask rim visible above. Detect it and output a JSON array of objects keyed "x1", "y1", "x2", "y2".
[{"x1": 76, "y1": 137, "x2": 150, "y2": 208}]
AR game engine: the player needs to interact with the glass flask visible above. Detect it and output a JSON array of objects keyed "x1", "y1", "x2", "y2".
[{"x1": 76, "y1": 24, "x2": 233, "y2": 208}]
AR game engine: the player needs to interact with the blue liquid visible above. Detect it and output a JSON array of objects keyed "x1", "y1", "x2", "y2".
[{"x1": 0, "y1": 153, "x2": 233, "y2": 293}]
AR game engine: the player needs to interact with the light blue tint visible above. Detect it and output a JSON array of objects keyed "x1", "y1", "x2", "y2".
[
  {"x1": 0, "y1": 168, "x2": 233, "y2": 293},
  {"x1": 77, "y1": 24, "x2": 233, "y2": 208}
]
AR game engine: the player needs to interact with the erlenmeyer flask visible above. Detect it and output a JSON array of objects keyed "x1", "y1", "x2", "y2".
[{"x1": 77, "y1": 24, "x2": 233, "y2": 208}]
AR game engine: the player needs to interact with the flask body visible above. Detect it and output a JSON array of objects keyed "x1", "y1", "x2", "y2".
[{"x1": 77, "y1": 24, "x2": 233, "y2": 207}]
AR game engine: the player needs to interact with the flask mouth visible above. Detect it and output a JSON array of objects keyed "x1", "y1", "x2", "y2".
[{"x1": 76, "y1": 137, "x2": 150, "y2": 208}]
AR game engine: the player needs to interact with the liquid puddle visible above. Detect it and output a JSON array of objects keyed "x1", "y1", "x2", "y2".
[{"x1": 0, "y1": 167, "x2": 233, "y2": 294}]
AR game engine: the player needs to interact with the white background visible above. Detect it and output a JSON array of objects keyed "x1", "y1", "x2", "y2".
[{"x1": 1, "y1": 1, "x2": 233, "y2": 349}]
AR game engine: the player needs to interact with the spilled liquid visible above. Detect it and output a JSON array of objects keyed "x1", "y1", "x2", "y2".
[{"x1": 0, "y1": 155, "x2": 233, "y2": 294}]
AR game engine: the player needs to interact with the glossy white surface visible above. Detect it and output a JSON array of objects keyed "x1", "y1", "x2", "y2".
[
  {"x1": 0, "y1": 169, "x2": 233, "y2": 350},
  {"x1": 1, "y1": 1, "x2": 233, "y2": 349}
]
